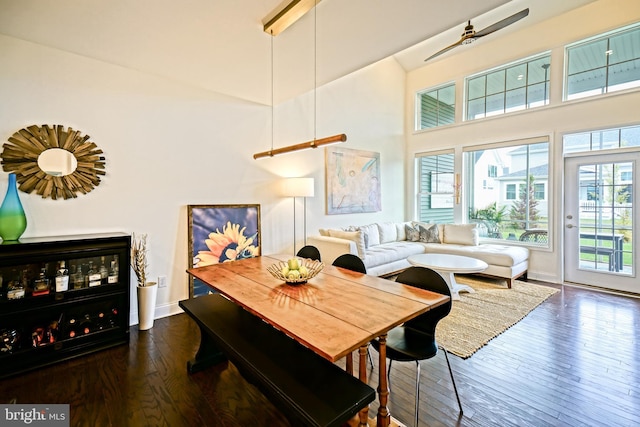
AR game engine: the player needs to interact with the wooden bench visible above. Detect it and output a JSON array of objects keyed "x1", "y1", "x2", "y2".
[{"x1": 179, "y1": 294, "x2": 376, "y2": 427}]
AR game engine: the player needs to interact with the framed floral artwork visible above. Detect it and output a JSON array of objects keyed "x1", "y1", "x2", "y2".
[{"x1": 187, "y1": 204, "x2": 261, "y2": 298}]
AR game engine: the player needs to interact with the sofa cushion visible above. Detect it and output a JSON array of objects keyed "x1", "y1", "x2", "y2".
[
  {"x1": 395, "y1": 222, "x2": 412, "y2": 241},
  {"x1": 328, "y1": 229, "x2": 366, "y2": 258},
  {"x1": 418, "y1": 224, "x2": 440, "y2": 243},
  {"x1": 363, "y1": 242, "x2": 425, "y2": 269},
  {"x1": 443, "y1": 224, "x2": 479, "y2": 246},
  {"x1": 377, "y1": 222, "x2": 397, "y2": 244},
  {"x1": 421, "y1": 243, "x2": 529, "y2": 267},
  {"x1": 357, "y1": 224, "x2": 380, "y2": 247},
  {"x1": 413, "y1": 221, "x2": 444, "y2": 243}
]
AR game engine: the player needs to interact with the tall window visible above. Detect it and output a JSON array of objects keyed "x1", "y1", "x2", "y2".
[
  {"x1": 416, "y1": 83, "x2": 455, "y2": 130},
  {"x1": 465, "y1": 53, "x2": 551, "y2": 121},
  {"x1": 565, "y1": 23, "x2": 640, "y2": 100},
  {"x1": 465, "y1": 139, "x2": 549, "y2": 244},
  {"x1": 416, "y1": 151, "x2": 454, "y2": 223}
]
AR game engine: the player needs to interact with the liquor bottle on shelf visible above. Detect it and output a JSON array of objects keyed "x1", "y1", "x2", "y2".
[
  {"x1": 87, "y1": 262, "x2": 101, "y2": 287},
  {"x1": 108, "y1": 257, "x2": 119, "y2": 284},
  {"x1": 99, "y1": 256, "x2": 109, "y2": 284},
  {"x1": 32, "y1": 267, "x2": 50, "y2": 296},
  {"x1": 79, "y1": 314, "x2": 93, "y2": 335},
  {"x1": 71, "y1": 263, "x2": 84, "y2": 289},
  {"x1": 55, "y1": 261, "x2": 69, "y2": 292},
  {"x1": 6, "y1": 269, "x2": 25, "y2": 300}
]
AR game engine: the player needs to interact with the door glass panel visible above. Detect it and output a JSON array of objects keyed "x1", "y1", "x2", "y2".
[{"x1": 578, "y1": 162, "x2": 633, "y2": 274}]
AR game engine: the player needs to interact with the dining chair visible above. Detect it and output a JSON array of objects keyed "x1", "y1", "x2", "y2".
[
  {"x1": 370, "y1": 266, "x2": 462, "y2": 426},
  {"x1": 331, "y1": 254, "x2": 367, "y2": 274},
  {"x1": 331, "y1": 253, "x2": 372, "y2": 369},
  {"x1": 296, "y1": 245, "x2": 321, "y2": 261}
]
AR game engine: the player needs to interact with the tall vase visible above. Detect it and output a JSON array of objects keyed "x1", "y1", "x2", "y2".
[
  {"x1": 0, "y1": 173, "x2": 27, "y2": 242},
  {"x1": 137, "y1": 282, "x2": 158, "y2": 331}
]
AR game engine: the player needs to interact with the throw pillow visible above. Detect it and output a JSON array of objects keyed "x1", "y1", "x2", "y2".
[
  {"x1": 358, "y1": 224, "x2": 380, "y2": 246},
  {"x1": 405, "y1": 224, "x2": 419, "y2": 242},
  {"x1": 418, "y1": 224, "x2": 440, "y2": 243}
]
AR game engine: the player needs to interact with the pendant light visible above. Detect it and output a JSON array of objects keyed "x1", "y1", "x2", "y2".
[{"x1": 253, "y1": 0, "x2": 346, "y2": 160}]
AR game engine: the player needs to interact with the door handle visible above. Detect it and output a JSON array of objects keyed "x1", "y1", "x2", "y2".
[{"x1": 566, "y1": 224, "x2": 574, "y2": 229}]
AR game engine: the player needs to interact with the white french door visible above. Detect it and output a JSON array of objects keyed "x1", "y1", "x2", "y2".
[{"x1": 564, "y1": 151, "x2": 639, "y2": 293}]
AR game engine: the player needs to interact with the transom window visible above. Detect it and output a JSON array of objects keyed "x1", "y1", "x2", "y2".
[
  {"x1": 565, "y1": 23, "x2": 640, "y2": 100},
  {"x1": 563, "y1": 124, "x2": 640, "y2": 154},
  {"x1": 416, "y1": 83, "x2": 455, "y2": 130},
  {"x1": 465, "y1": 53, "x2": 551, "y2": 121}
]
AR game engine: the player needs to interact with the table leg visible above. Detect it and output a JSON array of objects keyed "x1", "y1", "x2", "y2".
[
  {"x1": 377, "y1": 334, "x2": 391, "y2": 427},
  {"x1": 187, "y1": 325, "x2": 227, "y2": 374},
  {"x1": 346, "y1": 352, "x2": 354, "y2": 376},
  {"x1": 437, "y1": 271, "x2": 474, "y2": 300},
  {"x1": 358, "y1": 345, "x2": 369, "y2": 426}
]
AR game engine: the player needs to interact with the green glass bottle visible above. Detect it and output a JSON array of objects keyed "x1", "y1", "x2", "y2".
[{"x1": 0, "y1": 173, "x2": 27, "y2": 242}]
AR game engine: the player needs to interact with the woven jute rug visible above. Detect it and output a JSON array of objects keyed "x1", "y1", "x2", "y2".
[{"x1": 435, "y1": 275, "x2": 559, "y2": 359}]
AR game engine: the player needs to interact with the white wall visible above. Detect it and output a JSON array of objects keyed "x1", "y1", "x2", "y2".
[
  {"x1": 0, "y1": 36, "x2": 406, "y2": 323},
  {"x1": 405, "y1": 0, "x2": 640, "y2": 283}
]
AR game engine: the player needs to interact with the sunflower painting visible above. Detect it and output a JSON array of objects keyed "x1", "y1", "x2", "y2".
[{"x1": 188, "y1": 204, "x2": 261, "y2": 298}]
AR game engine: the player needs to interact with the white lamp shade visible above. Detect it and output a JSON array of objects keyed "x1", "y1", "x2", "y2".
[{"x1": 281, "y1": 177, "x2": 314, "y2": 197}]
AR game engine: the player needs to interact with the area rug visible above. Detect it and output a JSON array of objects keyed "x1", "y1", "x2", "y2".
[{"x1": 435, "y1": 275, "x2": 559, "y2": 359}]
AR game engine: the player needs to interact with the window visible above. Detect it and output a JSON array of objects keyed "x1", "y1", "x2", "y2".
[
  {"x1": 416, "y1": 83, "x2": 455, "y2": 130},
  {"x1": 621, "y1": 171, "x2": 632, "y2": 181},
  {"x1": 565, "y1": 23, "x2": 640, "y2": 100},
  {"x1": 465, "y1": 139, "x2": 549, "y2": 244},
  {"x1": 465, "y1": 54, "x2": 550, "y2": 121},
  {"x1": 488, "y1": 165, "x2": 498, "y2": 177},
  {"x1": 564, "y1": 124, "x2": 640, "y2": 154},
  {"x1": 416, "y1": 151, "x2": 454, "y2": 223}
]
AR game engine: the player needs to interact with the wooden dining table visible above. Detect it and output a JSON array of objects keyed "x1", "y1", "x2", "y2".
[{"x1": 187, "y1": 254, "x2": 449, "y2": 427}]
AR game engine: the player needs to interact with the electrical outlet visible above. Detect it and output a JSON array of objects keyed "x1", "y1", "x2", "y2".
[{"x1": 158, "y1": 276, "x2": 167, "y2": 288}]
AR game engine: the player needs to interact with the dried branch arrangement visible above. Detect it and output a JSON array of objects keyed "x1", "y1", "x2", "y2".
[
  {"x1": 1, "y1": 124, "x2": 106, "y2": 199},
  {"x1": 131, "y1": 233, "x2": 149, "y2": 286}
]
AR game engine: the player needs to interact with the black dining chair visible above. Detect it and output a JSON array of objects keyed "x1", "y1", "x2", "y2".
[
  {"x1": 331, "y1": 253, "x2": 372, "y2": 369},
  {"x1": 296, "y1": 245, "x2": 321, "y2": 261},
  {"x1": 370, "y1": 266, "x2": 462, "y2": 426},
  {"x1": 331, "y1": 254, "x2": 367, "y2": 274}
]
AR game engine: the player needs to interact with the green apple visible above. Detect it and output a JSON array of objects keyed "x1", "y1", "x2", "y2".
[
  {"x1": 287, "y1": 270, "x2": 301, "y2": 280},
  {"x1": 281, "y1": 266, "x2": 290, "y2": 277},
  {"x1": 298, "y1": 265, "x2": 309, "y2": 278},
  {"x1": 288, "y1": 258, "x2": 300, "y2": 270}
]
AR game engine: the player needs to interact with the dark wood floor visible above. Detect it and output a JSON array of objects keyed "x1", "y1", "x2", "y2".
[{"x1": 1, "y1": 281, "x2": 639, "y2": 427}]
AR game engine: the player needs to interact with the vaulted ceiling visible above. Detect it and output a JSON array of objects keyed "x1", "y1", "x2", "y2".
[{"x1": 0, "y1": 0, "x2": 595, "y2": 105}]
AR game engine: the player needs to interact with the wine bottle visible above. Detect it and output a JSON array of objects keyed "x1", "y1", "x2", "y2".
[
  {"x1": 108, "y1": 258, "x2": 119, "y2": 284},
  {"x1": 87, "y1": 261, "x2": 101, "y2": 287},
  {"x1": 67, "y1": 317, "x2": 78, "y2": 338},
  {"x1": 79, "y1": 314, "x2": 93, "y2": 335},
  {"x1": 6, "y1": 269, "x2": 25, "y2": 300},
  {"x1": 55, "y1": 261, "x2": 69, "y2": 292}
]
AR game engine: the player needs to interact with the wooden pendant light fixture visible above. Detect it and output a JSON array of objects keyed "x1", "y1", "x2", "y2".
[{"x1": 254, "y1": 0, "x2": 346, "y2": 160}]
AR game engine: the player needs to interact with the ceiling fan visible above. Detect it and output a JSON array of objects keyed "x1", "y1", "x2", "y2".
[{"x1": 425, "y1": 8, "x2": 530, "y2": 62}]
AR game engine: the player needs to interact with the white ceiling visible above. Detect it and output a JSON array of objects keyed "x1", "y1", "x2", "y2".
[{"x1": 0, "y1": 0, "x2": 595, "y2": 105}]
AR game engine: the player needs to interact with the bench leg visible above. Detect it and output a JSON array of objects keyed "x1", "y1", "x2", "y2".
[
  {"x1": 358, "y1": 345, "x2": 369, "y2": 426},
  {"x1": 187, "y1": 325, "x2": 227, "y2": 374}
]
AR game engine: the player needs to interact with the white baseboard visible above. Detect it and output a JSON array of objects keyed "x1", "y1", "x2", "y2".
[{"x1": 129, "y1": 301, "x2": 183, "y2": 327}]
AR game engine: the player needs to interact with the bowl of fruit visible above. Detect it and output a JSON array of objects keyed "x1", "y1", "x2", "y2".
[{"x1": 267, "y1": 257, "x2": 324, "y2": 285}]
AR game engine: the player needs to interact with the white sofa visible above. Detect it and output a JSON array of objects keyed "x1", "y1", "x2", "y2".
[{"x1": 308, "y1": 221, "x2": 529, "y2": 288}]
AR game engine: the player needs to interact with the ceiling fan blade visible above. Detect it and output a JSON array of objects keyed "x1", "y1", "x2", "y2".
[
  {"x1": 424, "y1": 38, "x2": 464, "y2": 62},
  {"x1": 474, "y1": 8, "x2": 529, "y2": 38}
]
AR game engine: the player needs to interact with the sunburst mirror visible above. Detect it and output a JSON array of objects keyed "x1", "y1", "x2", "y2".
[{"x1": 1, "y1": 124, "x2": 106, "y2": 200}]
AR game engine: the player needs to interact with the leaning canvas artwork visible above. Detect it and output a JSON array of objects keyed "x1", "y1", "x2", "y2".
[
  {"x1": 187, "y1": 204, "x2": 261, "y2": 298},
  {"x1": 325, "y1": 147, "x2": 381, "y2": 214}
]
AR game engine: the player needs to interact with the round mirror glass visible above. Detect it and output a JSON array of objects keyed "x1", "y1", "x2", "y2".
[{"x1": 37, "y1": 148, "x2": 78, "y2": 177}]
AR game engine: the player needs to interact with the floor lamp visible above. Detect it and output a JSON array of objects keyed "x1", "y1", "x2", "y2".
[{"x1": 281, "y1": 177, "x2": 315, "y2": 254}]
